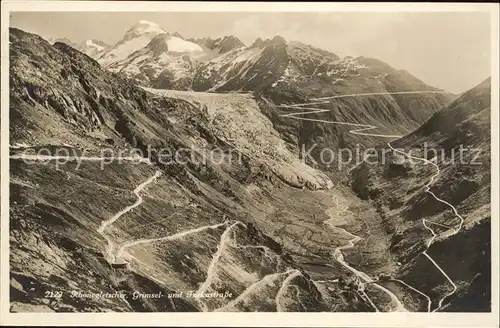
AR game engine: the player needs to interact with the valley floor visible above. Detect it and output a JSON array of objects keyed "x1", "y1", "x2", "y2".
[{"x1": 9, "y1": 88, "x2": 490, "y2": 313}]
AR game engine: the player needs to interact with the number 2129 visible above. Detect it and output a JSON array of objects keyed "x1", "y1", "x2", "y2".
[{"x1": 45, "y1": 291, "x2": 63, "y2": 298}]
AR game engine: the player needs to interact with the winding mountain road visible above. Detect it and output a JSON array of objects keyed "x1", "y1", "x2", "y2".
[
  {"x1": 10, "y1": 88, "x2": 462, "y2": 312},
  {"x1": 116, "y1": 222, "x2": 228, "y2": 260},
  {"x1": 215, "y1": 269, "x2": 301, "y2": 312},
  {"x1": 328, "y1": 197, "x2": 408, "y2": 312},
  {"x1": 279, "y1": 90, "x2": 464, "y2": 312},
  {"x1": 387, "y1": 142, "x2": 464, "y2": 311},
  {"x1": 9, "y1": 151, "x2": 161, "y2": 264},
  {"x1": 97, "y1": 170, "x2": 162, "y2": 262},
  {"x1": 195, "y1": 221, "x2": 246, "y2": 311}
]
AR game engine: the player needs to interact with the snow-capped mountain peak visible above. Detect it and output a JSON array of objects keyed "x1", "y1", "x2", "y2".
[
  {"x1": 44, "y1": 36, "x2": 109, "y2": 58},
  {"x1": 123, "y1": 20, "x2": 165, "y2": 41},
  {"x1": 83, "y1": 39, "x2": 106, "y2": 51},
  {"x1": 105, "y1": 32, "x2": 207, "y2": 90},
  {"x1": 98, "y1": 20, "x2": 166, "y2": 66}
]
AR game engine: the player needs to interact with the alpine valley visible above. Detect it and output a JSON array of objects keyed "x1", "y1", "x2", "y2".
[{"x1": 8, "y1": 20, "x2": 491, "y2": 313}]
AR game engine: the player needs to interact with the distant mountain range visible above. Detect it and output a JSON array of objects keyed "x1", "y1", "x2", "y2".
[
  {"x1": 47, "y1": 37, "x2": 111, "y2": 58},
  {"x1": 47, "y1": 21, "x2": 451, "y2": 104},
  {"x1": 46, "y1": 20, "x2": 454, "y2": 165}
]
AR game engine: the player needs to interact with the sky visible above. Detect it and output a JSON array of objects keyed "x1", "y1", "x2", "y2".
[{"x1": 10, "y1": 11, "x2": 492, "y2": 94}]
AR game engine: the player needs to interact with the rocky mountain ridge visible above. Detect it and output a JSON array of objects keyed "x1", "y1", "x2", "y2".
[{"x1": 69, "y1": 21, "x2": 452, "y2": 110}]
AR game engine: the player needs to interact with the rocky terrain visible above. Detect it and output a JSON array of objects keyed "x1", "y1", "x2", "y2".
[
  {"x1": 10, "y1": 27, "x2": 368, "y2": 313},
  {"x1": 349, "y1": 78, "x2": 491, "y2": 311},
  {"x1": 8, "y1": 24, "x2": 491, "y2": 314}
]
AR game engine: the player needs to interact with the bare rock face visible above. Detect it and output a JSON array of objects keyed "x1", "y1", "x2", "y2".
[
  {"x1": 195, "y1": 35, "x2": 245, "y2": 54},
  {"x1": 250, "y1": 37, "x2": 265, "y2": 48},
  {"x1": 217, "y1": 35, "x2": 245, "y2": 53},
  {"x1": 146, "y1": 34, "x2": 170, "y2": 55},
  {"x1": 10, "y1": 27, "x2": 158, "y2": 149}
]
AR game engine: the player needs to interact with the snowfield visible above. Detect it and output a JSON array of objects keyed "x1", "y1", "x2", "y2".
[
  {"x1": 99, "y1": 35, "x2": 159, "y2": 67},
  {"x1": 166, "y1": 36, "x2": 203, "y2": 53}
]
